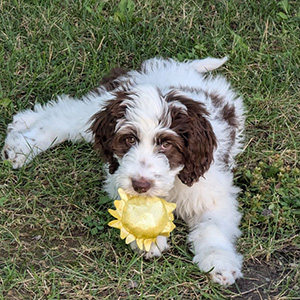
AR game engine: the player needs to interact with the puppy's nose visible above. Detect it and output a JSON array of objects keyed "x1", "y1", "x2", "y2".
[{"x1": 132, "y1": 178, "x2": 152, "y2": 193}]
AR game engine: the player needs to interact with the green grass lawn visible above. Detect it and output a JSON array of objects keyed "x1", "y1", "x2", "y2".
[{"x1": 0, "y1": 0, "x2": 299, "y2": 299}]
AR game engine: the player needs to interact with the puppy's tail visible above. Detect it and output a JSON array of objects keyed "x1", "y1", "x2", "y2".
[{"x1": 189, "y1": 56, "x2": 228, "y2": 73}]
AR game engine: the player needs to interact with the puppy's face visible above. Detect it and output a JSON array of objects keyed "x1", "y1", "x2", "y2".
[{"x1": 91, "y1": 86, "x2": 216, "y2": 197}]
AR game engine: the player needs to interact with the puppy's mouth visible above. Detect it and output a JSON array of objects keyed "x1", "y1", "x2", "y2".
[
  {"x1": 127, "y1": 187, "x2": 160, "y2": 198},
  {"x1": 123, "y1": 184, "x2": 166, "y2": 199}
]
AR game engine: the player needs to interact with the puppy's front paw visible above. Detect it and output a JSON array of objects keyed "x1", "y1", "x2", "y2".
[
  {"x1": 130, "y1": 236, "x2": 169, "y2": 259},
  {"x1": 7, "y1": 110, "x2": 38, "y2": 133},
  {"x1": 210, "y1": 267, "x2": 242, "y2": 286},
  {"x1": 144, "y1": 236, "x2": 169, "y2": 259},
  {"x1": 194, "y1": 249, "x2": 243, "y2": 285},
  {"x1": 2, "y1": 131, "x2": 35, "y2": 169},
  {"x1": 7, "y1": 119, "x2": 29, "y2": 133}
]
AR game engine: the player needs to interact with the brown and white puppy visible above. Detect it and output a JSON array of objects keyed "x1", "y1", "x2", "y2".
[{"x1": 2, "y1": 57, "x2": 245, "y2": 285}]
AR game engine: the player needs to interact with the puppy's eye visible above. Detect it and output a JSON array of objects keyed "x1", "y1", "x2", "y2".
[
  {"x1": 160, "y1": 141, "x2": 172, "y2": 151},
  {"x1": 125, "y1": 136, "x2": 137, "y2": 146}
]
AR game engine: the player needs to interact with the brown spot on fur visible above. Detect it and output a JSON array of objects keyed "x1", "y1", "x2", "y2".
[
  {"x1": 165, "y1": 91, "x2": 217, "y2": 186},
  {"x1": 210, "y1": 93, "x2": 224, "y2": 108},
  {"x1": 92, "y1": 68, "x2": 129, "y2": 95},
  {"x1": 222, "y1": 104, "x2": 238, "y2": 127},
  {"x1": 221, "y1": 129, "x2": 237, "y2": 166},
  {"x1": 223, "y1": 153, "x2": 230, "y2": 166},
  {"x1": 90, "y1": 91, "x2": 132, "y2": 174},
  {"x1": 229, "y1": 130, "x2": 236, "y2": 144},
  {"x1": 100, "y1": 67, "x2": 129, "y2": 91}
]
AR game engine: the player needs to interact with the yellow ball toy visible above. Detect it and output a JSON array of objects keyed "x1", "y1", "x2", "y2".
[{"x1": 108, "y1": 188, "x2": 177, "y2": 252}]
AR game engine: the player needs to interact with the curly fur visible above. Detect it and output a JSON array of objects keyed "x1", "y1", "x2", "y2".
[{"x1": 2, "y1": 57, "x2": 245, "y2": 285}]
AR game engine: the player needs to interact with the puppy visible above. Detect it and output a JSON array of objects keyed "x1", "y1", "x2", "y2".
[{"x1": 2, "y1": 57, "x2": 245, "y2": 285}]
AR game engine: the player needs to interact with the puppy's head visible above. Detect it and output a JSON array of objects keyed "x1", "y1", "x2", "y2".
[{"x1": 90, "y1": 86, "x2": 216, "y2": 196}]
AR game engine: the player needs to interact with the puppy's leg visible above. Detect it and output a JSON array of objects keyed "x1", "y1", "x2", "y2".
[
  {"x1": 189, "y1": 199, "x2": 243, "y2": 285},
  {"x1": 130, "y1": 236, "x2": 169, "y2": 259},
  {"x1": 2, "y1": 94, "x2": 102, "y2": 168}
]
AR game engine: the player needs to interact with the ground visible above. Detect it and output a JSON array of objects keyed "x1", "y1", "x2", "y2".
[{"x1": 0, "y1": 0, "x2": 299, "y2": 299}]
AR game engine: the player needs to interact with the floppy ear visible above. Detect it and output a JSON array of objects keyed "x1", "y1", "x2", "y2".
[
  {"x1": 166, "y1": 92, "x2": 217, "y2": 186},
  {"x1": 90, "y1": 92, "x2": 129, "y2": 174}
]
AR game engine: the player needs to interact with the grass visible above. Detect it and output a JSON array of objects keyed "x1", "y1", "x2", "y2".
[{"x1": 0, "y1": 0, "x2": 299, "y2": 299}]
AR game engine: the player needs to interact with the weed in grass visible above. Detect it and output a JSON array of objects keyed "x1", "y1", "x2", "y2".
[{"x1": 238, "y1": 157, "x2": 300, "y2": 237}]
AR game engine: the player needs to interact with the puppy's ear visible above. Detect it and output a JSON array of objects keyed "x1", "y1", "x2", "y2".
[
  {"x1": 166, "y1": 92, "x2": 217, "y2": 186},
  {"x1": 90, "y1": 92, "x2": 129, "y2": 174}
]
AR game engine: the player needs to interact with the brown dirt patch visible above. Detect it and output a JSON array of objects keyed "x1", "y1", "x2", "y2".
[{"x1": 228, "y1": 245, "x2": 300, "y2": 299}]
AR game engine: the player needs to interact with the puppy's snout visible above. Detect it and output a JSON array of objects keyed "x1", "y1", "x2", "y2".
[{"x1": 132, "y1": 178, "x2": 152, "y2": 193}]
